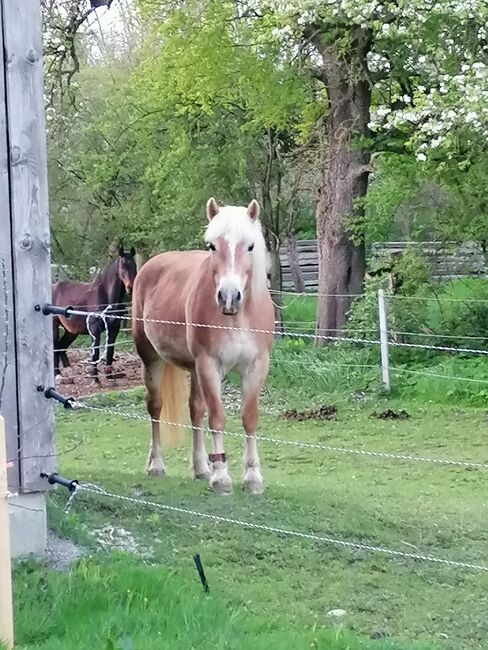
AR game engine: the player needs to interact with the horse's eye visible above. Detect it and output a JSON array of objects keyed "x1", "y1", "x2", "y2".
[
  {"x1": 208, "y1": 243, "x2": 216, "y2": 252},
  {"x1": 248, "y1": 243, "x2": 255, "y2": 252}
]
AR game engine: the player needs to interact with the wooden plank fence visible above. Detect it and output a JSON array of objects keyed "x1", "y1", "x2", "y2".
[{"x1": 279, "y1": 240, "x2": 487, "y2": 293}]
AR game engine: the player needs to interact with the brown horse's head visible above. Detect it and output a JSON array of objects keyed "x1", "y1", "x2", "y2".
[
  {"x1": 117, "y1": 245, "x2": 137, "y2": 295},
  {"x1": 204, "y1": 198, "x2": 267, "y2": 316}
]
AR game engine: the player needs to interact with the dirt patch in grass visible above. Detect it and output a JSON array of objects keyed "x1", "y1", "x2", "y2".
[
  {"x1": 283, "y1": 404, "x2": 337, "y2": 421},
  {"x1": 56, "y1": 350, "x2": 142, "y2": 399},
  {"x1": 372, "y1": 408, "x2": 410, "y2": 420}
]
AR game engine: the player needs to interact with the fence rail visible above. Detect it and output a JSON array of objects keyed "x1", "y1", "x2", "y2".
[{"x1": 280, "y1": 240, "x2": 487, "y2": 292}]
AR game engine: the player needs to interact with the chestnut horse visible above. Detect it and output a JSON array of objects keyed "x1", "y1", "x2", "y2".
[
  {"x1": 132, "y1": 198, "x2": 274, "y2": 494},
  {"x1": 52, "y1": 246, "x2": 137, "y2": 381}
]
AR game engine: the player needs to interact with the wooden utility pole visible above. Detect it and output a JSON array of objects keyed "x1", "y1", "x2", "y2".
[
  {"x1": 0, "y1": 417, "x2": 14, "y2": 649},
  {"x1": 0, "y1": 0, "x2": 55, "y2": 557}
]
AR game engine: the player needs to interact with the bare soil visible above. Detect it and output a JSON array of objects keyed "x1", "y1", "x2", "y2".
[{"x1": 56, "y1": 350, "x2": 142, "y2": 399}]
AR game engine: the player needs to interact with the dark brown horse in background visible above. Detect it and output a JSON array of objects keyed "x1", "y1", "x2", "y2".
[{"x1": 52, "y1": 246, "x2": 137, "y2": 382}]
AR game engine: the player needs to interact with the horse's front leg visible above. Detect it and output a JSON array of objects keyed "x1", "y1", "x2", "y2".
[
  {"x1": 105, "y1": 322, "x2": 119, "y2": 380},
  {"x1": 189, "y1": 371, "x2": 210, "y2": 480},
  {"x1": 196, "y1": 356, "x2": 232, "y2": 495},
  {"x1": 89, "y1": 326, "x2": 101, "y2": 383},
  {"x1": 240, "y1": 355, "x2": 269, "y2": 495}
]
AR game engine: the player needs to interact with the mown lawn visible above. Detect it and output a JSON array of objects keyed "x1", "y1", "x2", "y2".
[{"x1": 12, "y1": 385, "x2": 488, "y2": 650}]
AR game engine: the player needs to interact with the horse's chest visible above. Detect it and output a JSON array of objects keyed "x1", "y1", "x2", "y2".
[{"x1": 217, "y1": 331, "x2": 257, "y2": 372}]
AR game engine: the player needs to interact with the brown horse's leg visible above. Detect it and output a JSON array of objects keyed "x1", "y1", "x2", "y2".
[
  {"x1": 240, "y1": 354, "x2": 269, "y2": 495},
  {"x1": 143, "y1": 357, "x2": 166, "y2": 477},
  {"x1": 57, "y1": 330, "x2": 77, "y2": 372},
  {"x1": 196, "y1": 356, "x2": 232, "y2": 494},
  {"x1": 189, "y1": 371, "x2": 209, "y2": 480},
  {"x1": 53, "y1": 318, "x2": 62, "y2": 377}
]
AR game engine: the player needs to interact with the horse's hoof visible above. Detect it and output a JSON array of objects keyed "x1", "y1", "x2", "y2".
[
  {"x1": 147, "y1": 467, "x2": 166, "y2": 478},
  {"x1": 194, "y1": 469, "x2": 211, "y2": 481},
  {"x1": 210, "y1": 475, "x2": 233, "y2": 495},
  {"x1": 243, "y1": 479, "x2": 264, "y2": 495}
]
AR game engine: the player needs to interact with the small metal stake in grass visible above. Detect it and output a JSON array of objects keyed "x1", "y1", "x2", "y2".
[{"x1": 193, "y1": 554, "x2": 209, "y2": 592}]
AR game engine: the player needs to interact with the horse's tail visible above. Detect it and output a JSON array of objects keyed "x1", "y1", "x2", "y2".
[{"x1": 160, "y1": 364, "x2": 189, "y2": 448}]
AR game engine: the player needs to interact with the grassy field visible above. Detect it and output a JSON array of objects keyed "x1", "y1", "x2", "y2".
[
  {"x1": 12, "y1": 379, "x2": 488, "y2": 649},
  {"x1": 12, "y1": 281, "x2": 488, "y2": 649}
]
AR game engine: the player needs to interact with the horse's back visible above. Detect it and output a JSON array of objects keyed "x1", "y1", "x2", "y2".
[
  {"x1": 133, "y1": 251, "x2": 207, "y2": 310},
  {"x1": 52, "y1": 279, "x2": 97, "y2": 306}
]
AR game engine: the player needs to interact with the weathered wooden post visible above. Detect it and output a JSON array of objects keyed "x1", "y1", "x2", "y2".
[{"x1": 0, "y1": 0, "x2": 55, "y2": 557}]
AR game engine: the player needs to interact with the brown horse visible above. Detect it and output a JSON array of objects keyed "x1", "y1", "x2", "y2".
[
  {"x1": 52, "y1": 246, "x2": 137, "y2": 381},
  {"x1": 132, "y1": 198, "x2": 274, "y2": 494}
]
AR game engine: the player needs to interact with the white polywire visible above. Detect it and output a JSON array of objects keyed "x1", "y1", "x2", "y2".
[
  {"x1": 270, "y1": 289, "x2": 365, "y2": 298},
  {"x1": 85, "y1": 305, "x2": 111, "y2": 364},
  {"x1": 390, "y1": 330, "x2": 488, "y2": 341},
  {"x1": 52, "y1": 306, "x2": 488, "y2": 356},
  {"x1": 391, "y1": 367, "x2": 488, "y2": 385},
  {"x1": 72, "y1": 402, "x2": 488, "y2": 470},
  {"x1": 73, "y1": 482, "x2": 488, "y2": 572}
]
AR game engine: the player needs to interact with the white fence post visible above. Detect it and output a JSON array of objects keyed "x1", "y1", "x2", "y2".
[{"x1": 378, "y1": 289, "x2": 391, "y2": 392}]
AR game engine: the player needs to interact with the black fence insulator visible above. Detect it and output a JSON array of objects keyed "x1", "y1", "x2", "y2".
[
  {"x1": 193, "y1": 554, "x2": 209, "y2": 592},
  {"x1": 39, "y1": 303, "x2": 73, "y2": 318},
  {"x1": 38, "y1": 385, "x2": 75, "y2": 409},
  {"x1": 40, "y1": 472, "x2": 79, "y2": 492}
]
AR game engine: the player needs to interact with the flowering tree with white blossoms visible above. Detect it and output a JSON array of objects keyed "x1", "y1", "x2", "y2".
[{"x1": 246, "y1": 0, "x2": 488, "y2": 337}]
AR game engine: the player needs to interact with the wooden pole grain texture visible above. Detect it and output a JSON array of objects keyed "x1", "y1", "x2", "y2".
[
  {"x1": 0, "y1": 0, "x2": 55, "y2": 492},
  {"x1": 0, "y1": 416, "x2": 14, "y2": 649}
]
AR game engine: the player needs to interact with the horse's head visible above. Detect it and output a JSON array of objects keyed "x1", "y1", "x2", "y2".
[
  {"x1": 204, "y1": 197, "x2": 267, "y2": 316},
  {"x1": 117, "y1": 245, "x2": 137, "y2": 295}
]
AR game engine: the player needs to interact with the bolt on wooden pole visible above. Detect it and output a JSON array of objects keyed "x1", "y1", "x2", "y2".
[
  {"x1": 378, "y1": 289, "x2": 391, "y2": 393},
  {"x1": 0, "y1": 416, "x2": 14, "y2": 649}
]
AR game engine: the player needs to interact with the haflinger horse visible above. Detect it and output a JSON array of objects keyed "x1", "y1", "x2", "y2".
[
  {"x1": 132, "y1": 198, "x2": 274, "y2": 495},
  {"x1": 52, "y1": 246, "x2": 137, "y2": 382}
]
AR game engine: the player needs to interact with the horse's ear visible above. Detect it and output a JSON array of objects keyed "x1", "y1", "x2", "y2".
[
  {"x1": 206, "y1": 197, "x2": 219, "y2": 222},
  {"x1": 118, "y1": 244, "x2": 124, "y2": 256},
  {"x1": 247, "y1": 199, "x2": 260, "y2": 221},
  {"x1": 130, "y1": 246, "x2": 136, "y2": 257}
]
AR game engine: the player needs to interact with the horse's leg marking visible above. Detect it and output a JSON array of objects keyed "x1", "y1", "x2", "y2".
[
  {"x1": 196, "y1": 357, "x2": 232, "y2": 494},
  {"x1": 240, "y1": 355, "x2": 269, "y2": 495}
]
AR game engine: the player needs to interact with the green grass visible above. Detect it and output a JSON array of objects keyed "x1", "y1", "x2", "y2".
[
  {"x1": 12, "y1": 557, "x2": 435, "y2": 650},
  {"x1": 14, "y1": 385, "x2": 488, "y2": 650},
  {"x1": 15, "y1": 280, "x2": 488, "y2": 649}
]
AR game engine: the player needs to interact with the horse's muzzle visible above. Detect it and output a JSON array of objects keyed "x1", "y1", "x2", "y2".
[{"x1": 217, "y1": 288, "x2": 241, "y2": 315}]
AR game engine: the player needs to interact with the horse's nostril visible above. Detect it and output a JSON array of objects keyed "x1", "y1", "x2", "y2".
[
  {"x1": 218, "y1": 290, "x2": 224, "y2": 304},
  {"x1": 236, "y1": 291, "x2": 241, "y2": 302}
]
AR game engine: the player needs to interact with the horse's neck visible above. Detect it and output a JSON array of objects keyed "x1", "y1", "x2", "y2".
[{"x1": 96, "y1": 261, "x2": 125, "y2": 306}]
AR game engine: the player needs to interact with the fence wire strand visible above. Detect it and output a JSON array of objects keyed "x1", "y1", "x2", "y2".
[
  {"x1": 67, "y1": 481, "x2": 488, "y2": 573},
  {"x1": 72, "y1": 401, "x2": 488, "y2": 470}
]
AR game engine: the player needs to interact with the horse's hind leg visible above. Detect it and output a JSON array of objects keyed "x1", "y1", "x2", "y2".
[
  {"x1": 189, "y1": 371, "x2": 210, "y2": 480},
  {"x1": 240, "y1": 355, "x2": 270, "y2": 495},
  {"x1": 53, "y1": 319, "x2": 62, "y2": 377},
  {"x1": 142, "y1": 357, "x2": 166, "y2": 477},
  {"x1": 196, "y1": 356, "x2": 232, "y2": 495},
  {"x1": 57, "y1": 330, "x2": 77, "y2": 369}
]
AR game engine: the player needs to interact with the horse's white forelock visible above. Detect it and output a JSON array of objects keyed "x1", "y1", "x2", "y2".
[{"x1": 204, "y1": 205, "x2": 268, "y2": 296}]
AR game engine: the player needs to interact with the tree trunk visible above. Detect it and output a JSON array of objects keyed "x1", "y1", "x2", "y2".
[
  {"x1": 286, "y1": 235, "x2": 305, "y2": 293},
  {"x1": 315, "y1": 34, "x2": 372, "y2": 343}
]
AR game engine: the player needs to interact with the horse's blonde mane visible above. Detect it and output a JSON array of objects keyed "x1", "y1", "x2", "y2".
[{"x1": 204, "y1": 205, "x2": 268, "y2": 297}]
